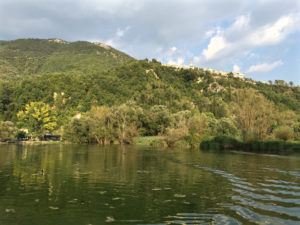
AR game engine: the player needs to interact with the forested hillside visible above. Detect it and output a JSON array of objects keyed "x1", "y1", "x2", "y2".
[
  {"x1": 0, "y1": 39, "x2": 299, "y2": 147},
  {"x1": 0, "y1": 39, "x2": 133, "y2": 79}
]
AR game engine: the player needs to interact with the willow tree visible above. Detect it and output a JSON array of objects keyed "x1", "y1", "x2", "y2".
[
  {"x1": 17, "y1": 102, "x2": 57, "y2": 137},
  {"x1": 232, "y1": 89, "x2": 276, "y2": 141},
  {"x1": 111, "y1": 102, "x2": 143, "y2": 144},
  {"x1": 85, "y1": 105, "x2": 113, "y2": 144}
]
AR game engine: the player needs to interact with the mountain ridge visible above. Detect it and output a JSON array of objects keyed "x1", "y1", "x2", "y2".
[{"x1": 0, "y1": 38, "x2": 134, "y2": 78}]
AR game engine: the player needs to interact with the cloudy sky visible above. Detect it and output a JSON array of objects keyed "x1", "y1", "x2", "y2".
[{"x1": 1, "y1": 0, "x2": 299, "y2": 84}]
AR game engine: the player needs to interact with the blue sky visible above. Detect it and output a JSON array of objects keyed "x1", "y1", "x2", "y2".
[{"x1": 0, "y1": 0, "x2": 299, "y2": 84}]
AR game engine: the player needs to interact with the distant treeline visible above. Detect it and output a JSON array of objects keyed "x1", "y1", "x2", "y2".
[{"x1": 0, "y1": 57, "x2": 300, "y2": 148}]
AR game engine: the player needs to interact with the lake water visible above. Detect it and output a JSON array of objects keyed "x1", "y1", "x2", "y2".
[{"x1": 0, "y1": 145, "x2": 299, "y2": 225}]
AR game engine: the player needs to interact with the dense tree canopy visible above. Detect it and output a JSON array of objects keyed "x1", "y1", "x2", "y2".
[{"x1": 0, "y1": 39, "x2": 299, "y2": 145}]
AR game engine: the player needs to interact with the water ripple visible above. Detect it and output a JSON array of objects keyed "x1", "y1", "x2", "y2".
[
  {"x1": 165, "y1": 213, "x2": 241, "y2": 225},
  {"x1": 257, "y1": 182, "x2": 300, "y2": 191},
  {"x1": 232, "y1": 195, "x2": 300, "y2": 219},
  {"x1": 168, "y1": 159, "x2": 300, "y2": 224},
  {"x1": 232, "y1": 188, "x2": 300, "y2": 205},
  {"x1": 230, "y1": 205, "x2": 298, "y2": 225}
]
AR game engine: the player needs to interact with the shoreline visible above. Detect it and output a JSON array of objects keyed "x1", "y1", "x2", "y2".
[{"x1": 2, "y1": 136, "x2": 300, "y2": 152}]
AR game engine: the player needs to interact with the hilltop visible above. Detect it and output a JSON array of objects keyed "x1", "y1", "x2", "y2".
[{"x1": 0, "y1": 38, "x2": 133, "y2": 79}]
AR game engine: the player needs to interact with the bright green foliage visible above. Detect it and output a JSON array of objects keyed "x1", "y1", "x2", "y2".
[
  {"x1": 17, "y1": 102, "x2": 57, "y2": 137},
  {"x1": 0, "y1": 121, "x2": 17, "y2": 141}
]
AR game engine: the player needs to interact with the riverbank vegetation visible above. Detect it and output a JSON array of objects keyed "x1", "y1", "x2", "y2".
[{"x1": 0, "y1": 39, "x2": 299, "y2": 150}]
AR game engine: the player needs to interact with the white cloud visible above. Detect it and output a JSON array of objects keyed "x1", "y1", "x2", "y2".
[
  {"x1": 177, "y1": 57, "x2": 184, "y2": 65},
  {"x1": 0, "y1": 0, "x2": 299, "y2": 83},
  {"x1": 247, "y1": 60, "x2": 283, "y2": 73},
  {"x1": 233, "y1": 64, "x2": 240, "y2": 72},
  {"x1": 105, "y1": 26, "x2": 130, "y2": 47},
  {"x1": 202, "y1": 34, "x2": 228, "y2": 60},
  {"x1": 205, "y1": 29, "x2": 216, "y2": 38},
  {"x1": 167, "y1": 57, "x2": 185, "y2": 65},
  {"x1": 201, "y1": 13, "x2": 300, "y2": 61},
  {"x1": 249, "y1": 15, "x2": 299, "y2": 46},
  {"x1": 116, "y1": 28, "x2": 125, "y2": 38},
  {"x1": 231, "y1": 15, "x2": 250, "y2": 30},
  {"x1": 170, "y1": 46, "x2": 177, "y2": 52},
  {"x1": 193, "y1": 56, "x2": 201, "y2": 64}
]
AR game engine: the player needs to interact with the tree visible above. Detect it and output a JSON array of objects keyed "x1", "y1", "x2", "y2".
[
  {"x1": 232, "y1": 89, "x2": 276, "y2": 141},
  {"x1": 275, "y1": 110, "x2": 296, "y2": 127},
  {"x1": 165, "y1": 119, "x2": 189, "y2": 147},
  {"x1": 0, "y1": 121, "x2": 17, "y2": 141},
  {"x1": 85, "y1": 105, "x2": 114, "y2": 144},
  {"x1": 274, "y1": 80, "x2": 287, "y2": 87},
  {"x1": 111, "y1": 102, "x2": 143, "y2": 144},
  {"x1": 145, "y1": 105, "x2": 171, "y2": 135},
  {"x1": 17, "y1": 102, "x2": 57, "y2": 137},
  {"x1": 273, "y1": 126, "x2": 294, "y2": 141},
  {"x1": 216, "y1": 118, "x2": 239, "y2": 137},
  {"x1": 63, "y1": 118, "x2": 89, "y2": 143},
  {"x1": 186, "y1": 113, "x2": 216, "y2": 147},
  {"x1": 210, "y1": 97, "x2": 228, "y2": 118}
]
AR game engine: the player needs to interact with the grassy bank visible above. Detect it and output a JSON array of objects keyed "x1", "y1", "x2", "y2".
[
  {"x1": 200, "y1": 136, "x2": 300, "y2": 152},
  {"x1": 133, "y1": 136, "x2": 167, "y2": 147},
  {"x1": 133, "y1": 136, "x2": 191, "y2": 148},
  {"x1": 8, "y1": 140, "x2": 64, "y2": 145}
]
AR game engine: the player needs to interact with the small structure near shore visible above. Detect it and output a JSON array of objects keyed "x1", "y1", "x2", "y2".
[{"x1": 43, "y1": 133, "x2": 61, "y2": 141}]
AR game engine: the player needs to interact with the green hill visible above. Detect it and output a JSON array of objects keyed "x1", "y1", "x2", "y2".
[
  {"x1": 0, "y1": 39, "x2": 299, "y2": 144},
  {"x1": 0, "y1": 38, "x2": 133, "y2": 78}
]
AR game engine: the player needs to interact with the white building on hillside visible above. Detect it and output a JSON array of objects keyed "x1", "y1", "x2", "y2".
[{"x1": 162, "y1": 62, "x2": 245, "y2": 79}]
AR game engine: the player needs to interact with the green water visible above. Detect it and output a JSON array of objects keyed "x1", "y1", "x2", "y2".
[{"x1": 0, "y1": 145, "x2": 299, "y2": 225}]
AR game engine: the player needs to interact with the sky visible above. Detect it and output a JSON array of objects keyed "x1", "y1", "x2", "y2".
[{"x1": 0, "y1": 0, "x2": 299, "y2": 84}]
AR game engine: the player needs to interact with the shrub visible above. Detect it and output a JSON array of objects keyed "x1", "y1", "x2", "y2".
[
  {"x1": 200, "y1": 136, "x2": 241, "y2": 150},
  {"x1": 0, "y1": 121, "x2": 17, "y2": 141},
  {"x1": 273, "y1": 126, "x2": 294, "y2": 141}
]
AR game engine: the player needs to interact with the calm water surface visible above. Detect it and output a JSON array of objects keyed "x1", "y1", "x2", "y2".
[{"x1": 0, "y1": 145, "x2": 299, "y2": 225}]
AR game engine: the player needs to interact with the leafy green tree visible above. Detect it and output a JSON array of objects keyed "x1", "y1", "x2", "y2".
[
  {"x1": 186, "y1": 113, "x2": 216, "y2": 147},
  {"x1": 216, "y1": 118, "x2": 239, "y2": 137},
  {"x1": 63, "y1": 118, "x2": 90, "y2": 143},
  {"x1": 17, "y1": 102, "x2": 57, "y2": 137},
  {"x1": 111, "y1": 102, "x2": 143, "y2": 144},
  {"x1": 85, "y1": 105, "x2": 114, "y2": 144},
  {"x1": 145, "y1": 105, "x2": 172, "y2": 135},
  {"x1": 0, "y1": 121, "x2": 17, "y2": 141},
  {"x1": 210, "y1": 97, "x2": 228, "y2": 118}
]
